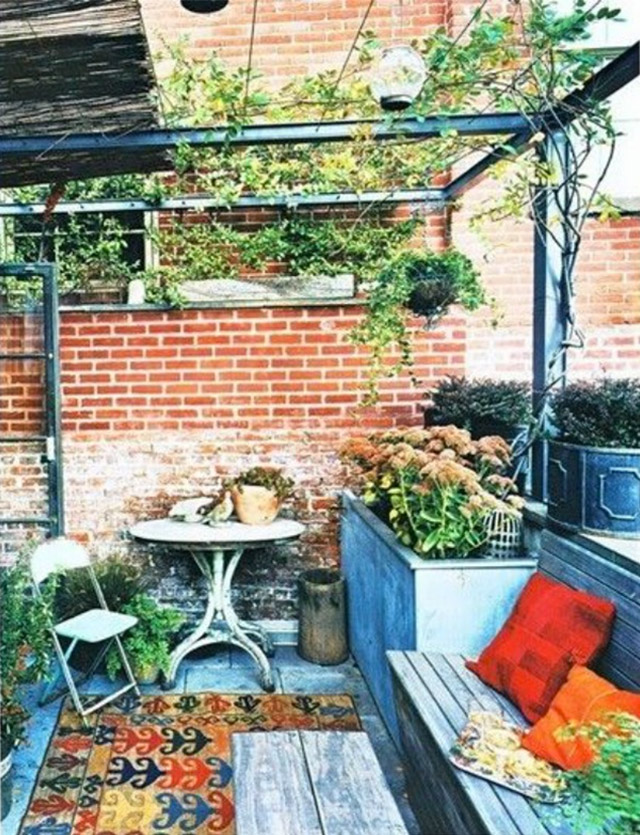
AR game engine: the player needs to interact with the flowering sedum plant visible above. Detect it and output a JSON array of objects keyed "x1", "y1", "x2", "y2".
[{"x1": 341, "y1": 426, "x2": 523, "y2": 559}]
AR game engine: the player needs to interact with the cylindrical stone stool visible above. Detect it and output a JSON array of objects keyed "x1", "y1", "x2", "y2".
[{"x1": 297, "y1": 569, "x2": 349, "y2": 665}]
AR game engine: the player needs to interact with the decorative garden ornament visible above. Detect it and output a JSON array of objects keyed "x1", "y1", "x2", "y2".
[
  {"x1": 369, "y1": 45, "x2": 426, "y2": 111},
  {"x1": 181, "y1": 0, "x2": 228, "y2": 12}
]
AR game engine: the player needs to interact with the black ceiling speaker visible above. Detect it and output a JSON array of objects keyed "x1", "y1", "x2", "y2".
[{"x1": 181, "y1": 0, "x2": 229, "y2": 12}]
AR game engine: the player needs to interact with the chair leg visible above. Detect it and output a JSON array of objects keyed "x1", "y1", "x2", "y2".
[
  {"x1": 39, "y1": 638, "x2": 110, "y2": 707},
  {"x1": 45, "y1": 633, "x2": 89, "y2": 724},
  {"x1": 113, "y1": 634, "x2": 141, "y2": 697}
]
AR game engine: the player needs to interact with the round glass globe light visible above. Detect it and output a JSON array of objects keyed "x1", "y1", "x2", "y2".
[
  {"x1": 369, "y1": 45, "x2": 427, "y2": 111},
  {"x1": 181, "y1": 0, "x2": 228, "y2": 12}
]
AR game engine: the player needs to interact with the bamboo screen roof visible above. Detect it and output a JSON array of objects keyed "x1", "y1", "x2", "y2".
[{"x1": 0, "y1": 0, "x2": 168, "y2": 187}]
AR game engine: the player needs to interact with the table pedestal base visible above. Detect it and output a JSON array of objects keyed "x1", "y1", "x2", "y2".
[{"x1": 164, "y1": 548, "x2": 275, "y2": 692}]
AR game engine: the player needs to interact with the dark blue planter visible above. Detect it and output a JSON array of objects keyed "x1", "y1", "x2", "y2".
[{"x1": 547, "y1": 441, "x2": 640, "y2": 539}]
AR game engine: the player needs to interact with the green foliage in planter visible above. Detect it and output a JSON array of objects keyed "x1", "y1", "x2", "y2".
[
  {"x1": 350, "y1": 250, "x2": 485, "y2": 404},
  {"x1": 142, "y1": 211, "x2": 420, "y2": 305},
  {"x1": 551, "y1": 378, "x2": 640, "y2": 448},
  {"x1": 55, "y1": 554, "x2": 147, "y2": 621},
  {"x1": 428, "y1": 377, "x2": 532, "y2": 433},
  {"x1": 232, "y1": 467, "x2": 294, "y2": 501},
  {"x1": 1, "y1": 548, "x2": 55, "y2": 749},
  {"x1": 106, "y1": 594, "x2": 184, "y2": 681},
  {"x1": 555, "y1": 711, "x2": 640, "y2": 835},
  {"x1": 342, "y1": 426, "x2": 523, "y2": 559}
]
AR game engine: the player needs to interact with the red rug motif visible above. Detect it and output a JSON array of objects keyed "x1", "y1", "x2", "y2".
[{"x1": 19, "y1": 691, "x2": 361, "y2": 834}]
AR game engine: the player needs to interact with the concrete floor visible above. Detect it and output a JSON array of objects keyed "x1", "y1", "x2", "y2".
[{"x1": 3, "y1": 646, "x2": 420, "y2": 834}]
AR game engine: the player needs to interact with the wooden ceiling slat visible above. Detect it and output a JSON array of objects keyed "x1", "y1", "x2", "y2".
[{"x1": 0, "y1": 0, "x2": 165, "y2": 186}]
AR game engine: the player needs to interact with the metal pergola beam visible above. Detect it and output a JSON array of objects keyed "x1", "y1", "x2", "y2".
[
  {"x1": 0, "y1": 188, "x2": 445, "y2": 217},
  {"x1": 0, "y1": 113, "x2": 530, "y2": 158},
  {"x1": 446, "y1": 41, "x2": 640, "y2": 199}
]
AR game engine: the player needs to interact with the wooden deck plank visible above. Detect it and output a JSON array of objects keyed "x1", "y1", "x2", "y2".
[
  {"x1": 232, "y1": 731, "x2": 323, "y2": 835},
  {"x1": 301, "y1": 731, "x2": 408, "y2": 835}
]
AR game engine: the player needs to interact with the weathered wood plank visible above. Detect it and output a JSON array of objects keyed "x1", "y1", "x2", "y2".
[
  {"x1": 411, "y1": 653, "x2": 552, "y2": 835},
  {"x1": 232, "y1": 731, "x2": 323, "y2": 835},
  {"x1": 435, "y1": 655, "x2": 556, "y2": 835},
  {"x1": 539, "y1": 534, "x2": 640, "y2": 602},
  {"x1": 390, "y1": 651, "x2": 540, "y2": 835},
  {"x1": 540, "y1": 551, "x2": 640, "y2": 629},
  {"x1": 391, "y1": 661, "x2": 490, "y2": 835},
  {"x1": 301, "y1": 731, "x2": 409, "y2": 835}
]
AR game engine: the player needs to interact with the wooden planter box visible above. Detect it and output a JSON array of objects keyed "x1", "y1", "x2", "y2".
[{"x1": 340, "y1": 491, "x2": 537, "y2": 742}]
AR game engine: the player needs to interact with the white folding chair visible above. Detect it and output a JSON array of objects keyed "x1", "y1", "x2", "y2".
[{"x1": 31, "y1": 538, "x2": 141, "y2": 722}]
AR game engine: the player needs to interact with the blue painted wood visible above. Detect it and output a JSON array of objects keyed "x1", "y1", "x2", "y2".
[
  {"x1": 548, "y1": 441, "x2": 640, "y2": 537},
  {"x1": 341, "y1": 494, "x2": 416, "y2": 743},
  {"x1": 341, "y1": 492, "x2": 536, "y2": 744}
]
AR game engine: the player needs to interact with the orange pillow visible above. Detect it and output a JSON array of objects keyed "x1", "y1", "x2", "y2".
[{"x1": 523, "y1": 665, "x2": 640, "y2": 770}]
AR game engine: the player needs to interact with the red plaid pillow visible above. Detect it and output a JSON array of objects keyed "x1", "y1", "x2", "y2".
[
  {"x1": 467, "y1": 624, "x2": 575, "y2": 722},
  {"x1": 466, "y1": 573, "x2": 616, "y2": 723}
]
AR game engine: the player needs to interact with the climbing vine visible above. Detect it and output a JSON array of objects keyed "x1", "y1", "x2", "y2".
[{"x1": 2, "y1": 0, "x2": 623, "y2": 403}]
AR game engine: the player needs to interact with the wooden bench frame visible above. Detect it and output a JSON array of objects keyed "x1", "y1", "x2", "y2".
[{"x1": 388, "y1": 529, "x2": 640, "y2": 835}]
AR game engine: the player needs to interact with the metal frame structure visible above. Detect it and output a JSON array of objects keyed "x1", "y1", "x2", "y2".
[
  {"x1": 1, "y1": 42, "x2": 638, "y2": 501},
  {"x1": 0, "y1": 263, "x2": 65, "y2": 535}
]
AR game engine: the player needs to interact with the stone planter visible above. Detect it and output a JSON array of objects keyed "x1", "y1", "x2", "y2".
[
  {"x1": 340, "y1": 491, "x2": 537, "y2": 742},
  {"x1": 547, "y1": 440, "x2": 640, "y2": 538}
]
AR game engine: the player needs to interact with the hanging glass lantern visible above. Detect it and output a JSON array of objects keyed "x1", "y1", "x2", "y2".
[
  {"x1": 181, "y1": 0, "x2": 228, "y2": 12},
  {"x1": 369, "y1": 45, "x2": 427, "y2": 111}
]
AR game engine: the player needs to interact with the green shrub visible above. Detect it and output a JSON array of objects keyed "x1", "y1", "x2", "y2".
[
  {"x1": 55, "y1": 553, "x2": 146, "y2": 620},
  {"x1": 1, "y1": 549, "x2": 54, "y2": 749},
  {"x1": 428, "y1": 377, "x2": 532, "y2": 433},
  {"x1": 106, "y1": 594, "x2": 184, "y2": 680},
  {"x1": 551, "y1": 378, "x2": 640, "y2": 448},
  {"x1": 557, "y1": 712, "x2": 640, "y2": 835}
]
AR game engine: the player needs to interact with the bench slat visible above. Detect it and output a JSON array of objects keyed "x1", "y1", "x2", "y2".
[
  {"x1": 413, "y1": 653, "x2": 553, "y2": 835},
  {"x1": 232, "y1": 731, "x2": 323, "y2": 835},
  {"x1": 300, "y1": 731, "x2": 409, "y2": 834},
  {"x1": 435, "y1": 654, "x2": 526, "y2": 727},
  {"x1": 390, "y1": 651, "x2": 551, "y2": 835},
  {"x1": 541, "y1": 552, "x2": 640, "y2": 635}
]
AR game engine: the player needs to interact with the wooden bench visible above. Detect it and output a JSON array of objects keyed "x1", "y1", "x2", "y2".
[
  {"x1": 232, "y1": 730, "x2": 409, "y2": 835},
  {"x1": 388, "y1": 528, "x2": 640, "y2": 835}
]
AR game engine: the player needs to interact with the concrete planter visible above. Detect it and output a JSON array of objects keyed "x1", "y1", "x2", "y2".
[
  {"x1": 340, "y1": 491, "x2": 537, "y2": 742},
  {"x1": 548, "y1": 441, "x2": 640, "y2": 539}
]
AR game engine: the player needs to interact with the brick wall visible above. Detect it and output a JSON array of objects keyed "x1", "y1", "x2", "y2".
[
  {"x1": 2, "y1": 300, "x2": 466, "y2": 617},
  {"x1": 3, "y1": 0, "x2": 639, "y2": 622},
  {"x1": 451, "y1": 177, "x2": 640, "y2": 381}
]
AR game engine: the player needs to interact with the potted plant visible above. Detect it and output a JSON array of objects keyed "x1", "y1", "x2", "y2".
[
  {"x1": 55, "y1": 554, "x2": 146, "y2": 672},
  {"x1": 547, "y1": 378, "x2": 640, "y2": 538},
  {"x1": 106, "y1": 594, "x2": 184, "y2": 685},
  {"x1": 1, "y1": 551, "x2": 54, "y2": 820},
  {"x1": 425, "y1": 376, "x2": 532, "y2": 443},
  {"x1": 349, "y1": 248, "x2": 486, "y2": 403},
  {"x1": 230, "y1": 466, "x2": 294, "y2": 525},
  {"x1": 557, "y1": 711, "x2": 640, "y2": 835},
  {"x1": 340, "y1": 426, "x2": 537, "y2": 740}
]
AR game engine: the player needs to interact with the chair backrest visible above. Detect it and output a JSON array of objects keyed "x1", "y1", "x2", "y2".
[{"x1": 31, "y1": 537, "x2": 92, "y2": 586}]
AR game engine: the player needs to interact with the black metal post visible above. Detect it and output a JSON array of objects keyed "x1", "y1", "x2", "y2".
[
  {"x1": 531, "y1": 133, "x2": 570, "y2": 501},
  {"x1": 42, "y1": 264, "x2": 65, "y2": 535}
]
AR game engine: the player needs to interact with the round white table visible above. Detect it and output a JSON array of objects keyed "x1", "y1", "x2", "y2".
[{"x1": 129, "y1": 517, "x2": 305, "y2": 691}]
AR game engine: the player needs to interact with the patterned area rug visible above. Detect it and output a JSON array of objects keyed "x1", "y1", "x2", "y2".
[{"x1": 19, "y1": 691, "x2": 361, "y2": 834}]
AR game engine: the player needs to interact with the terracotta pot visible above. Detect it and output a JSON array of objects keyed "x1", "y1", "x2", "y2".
[{"x1": 232, "y1": 485, "x2": 281, "y2": 525}]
